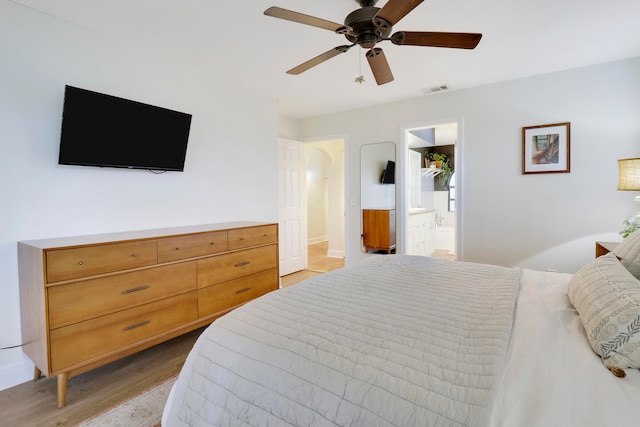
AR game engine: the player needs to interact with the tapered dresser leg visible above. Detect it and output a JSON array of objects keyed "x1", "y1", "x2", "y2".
[
  {"x1": 33, "y1": 366, "x2": 42, "y2": 381},
  {"x1": 57, "y1": 372, "x2": 69, "y2": 408}
]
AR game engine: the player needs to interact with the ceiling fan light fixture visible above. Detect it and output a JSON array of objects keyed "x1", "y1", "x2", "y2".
[{"x1": 265, "y1": 0, "x2": 482, "y2": 82}]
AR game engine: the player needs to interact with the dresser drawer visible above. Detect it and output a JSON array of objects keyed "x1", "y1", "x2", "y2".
[
  {"x1": 198, "y1": 268, "x2": 278, "y2": 317},
  {"x1": 197, "y1": 245, "x2": 277, "y2": 288},
  {"x1": 157, "y1": 231, "x2": 228, "y2": 263},
  {"x1": 46, "y1": 240, "x2": 157, "y2": 283},
  {"x1": 228, "y1": 225, "x2": 277, "y2": 250},
  {"x1": 48, "y1": 261, "x2": 197, "y2": 329},
  {"x1": 50, "y1": 291, "x2": 197, "y2": 372}
]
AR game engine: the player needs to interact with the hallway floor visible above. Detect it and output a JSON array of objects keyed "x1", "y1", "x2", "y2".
[
  {"x1": 280, "y1": 242, "x2": 455, "y2": 288},
  {"x1": 280, "y1": 241, "x2": 344, "y2": 288},
  {"x1": 432, "y1": 248, "x2": 456, "y2": 261}
]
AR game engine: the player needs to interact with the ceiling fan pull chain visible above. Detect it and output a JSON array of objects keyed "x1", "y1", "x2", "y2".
[{"x1": 355, "y1": 47, "x2": 365, "y2": 84}]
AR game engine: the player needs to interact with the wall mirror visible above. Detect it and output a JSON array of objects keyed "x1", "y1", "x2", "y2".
[{"x1": 360, "y1": 142, "x2": 396, "y2": 254}]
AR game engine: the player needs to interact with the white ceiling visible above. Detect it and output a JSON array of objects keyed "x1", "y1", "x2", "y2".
[{"x1": 12, "y1": 0, "x2": 640, "y2": 119}]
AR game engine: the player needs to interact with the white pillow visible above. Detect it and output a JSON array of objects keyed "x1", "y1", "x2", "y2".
[
  {"x1": 568, "y1": 252, "x2": 640, "y2": 373},
  {"x1": 613, "y1": 228, "x2": 640, "y2": 279}
]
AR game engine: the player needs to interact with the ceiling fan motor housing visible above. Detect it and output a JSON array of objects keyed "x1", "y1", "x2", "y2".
[
  {"x1": 341, "y1": 6, "x2": 391, "y2": 48},
  {"x1": 356, "y1": 0, "x2": 379, "y2": 7}
]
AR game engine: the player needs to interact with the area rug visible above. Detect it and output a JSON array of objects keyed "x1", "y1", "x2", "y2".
[{"x1": 76, "y1": 376, "x2": 176, "y2": 427}]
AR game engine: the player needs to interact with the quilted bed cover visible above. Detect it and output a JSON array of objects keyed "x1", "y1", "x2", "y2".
[
  {"x1": 163, "y1": 255, "x2": 521, "y2": 426},
  {"x1": 164, "y1": 255, "x2": 640, "y2": 426}
]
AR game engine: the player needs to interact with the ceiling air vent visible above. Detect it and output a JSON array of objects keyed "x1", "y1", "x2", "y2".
[{"x1": 421, "y1": 85, "x2": 449, "y2": 94}]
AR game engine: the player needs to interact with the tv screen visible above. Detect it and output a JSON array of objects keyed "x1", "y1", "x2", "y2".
[
  {"x1": 58, "y1": 85, "x2": 192, "y2": 171},
  {"x1": 381, "y1": 160, "x2": 395, "y2": 184}
]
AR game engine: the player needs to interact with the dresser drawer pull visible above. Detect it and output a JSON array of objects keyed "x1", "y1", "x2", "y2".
[
  {"x1": 78, "y1": 261, "x2": 84, "y2": 265},
  {"x1": 239, "y1": 237, "x2": 246, "y2": 241},
  {"x1": 175, "y1": 247, "x2": 182, "y2": 251},
  {"x1": 124, "y1": 320, "x2": 150, "y2": 331},
  {"x1": 122, "y1": 285, "x2": 150, "y2": 294},
  {"x1": 235, "y1": 261, "x2": 251, "y2": 267},
  {"x1": 132, "y1": 253, "x2": 137, "y2": 257},
  {"x1": 235, "y1": 287, "x2": 251, "y2": 294}
]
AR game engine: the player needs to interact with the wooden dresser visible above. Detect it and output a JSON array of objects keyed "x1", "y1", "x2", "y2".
[
  {"x1": 362, "y1": 208, "x2": 396, "y2": 253},
  {"x1": 18, "y1": 221, "x2": 279, "y2": 408}
]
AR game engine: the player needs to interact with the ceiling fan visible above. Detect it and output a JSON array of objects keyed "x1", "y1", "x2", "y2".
[{"x1": 264, "y1": 0, "x2": 482, "y2": 85}]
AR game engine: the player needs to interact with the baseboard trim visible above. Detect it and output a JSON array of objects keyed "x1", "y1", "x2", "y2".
[
  {"x1": 0, "y1": 351, "x2": 33, "y2": 392},
  {"x1": 308, "y1": 236, "x2": 327, "y2": 245},
  {"x1": 327, "y1": 249, "x2": 345, "y2": 258}
]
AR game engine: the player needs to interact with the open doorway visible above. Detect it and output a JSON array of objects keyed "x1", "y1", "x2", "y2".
[
  {"x1": 404, "y1": 121, "x2": 459, "y2": 260},
  {"x1": 305, "y1": 139, "x2": 345, "y2": 265},
  {"x1": 279, "y1": 138, "x2": 346, "y2": 287}
]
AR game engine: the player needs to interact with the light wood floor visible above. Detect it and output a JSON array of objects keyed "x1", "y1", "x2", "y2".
[
  {"x1": 0, "y1": 328, "x2": 202, "y2": 427},
  {"x1": 0, "y1": 242, "x2": 343, "y2": 427},
  {"x1": 281, "y1": 241, "x2": 345, "y2": 287}
]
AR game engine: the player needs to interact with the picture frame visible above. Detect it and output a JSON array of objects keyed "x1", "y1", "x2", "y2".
[{"x1": 522, "y1": 122, "x2": 570, "y2": 174}]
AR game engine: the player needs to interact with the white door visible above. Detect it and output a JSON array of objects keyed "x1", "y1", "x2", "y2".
[
  {"x1": 409, "y1": 149, "x2": 422, "y2": 209},
  {"x1": 278, "y1": 138, "x2": 307, "y2": 276}
]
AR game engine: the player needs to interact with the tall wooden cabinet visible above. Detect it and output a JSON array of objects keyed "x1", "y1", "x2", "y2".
[
  {"x1": 362, "y1": 208, "x2": 396, "y2": 253},
  {"x1": 18, "y1": 222, "x2": 279, "y2": 407}
]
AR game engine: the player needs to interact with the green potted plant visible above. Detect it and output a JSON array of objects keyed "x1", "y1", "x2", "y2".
[
  {"x1": 620, "y1": 218, "x2": 640, "y2": 238},
  {"x1": 426, "y1": 152, "x2": 453, "y2": 187},
  {"x1": 438, "y1": 160, "x2": 453, "y2": 188},
  {"x1": 427, "y1": 152, "x2": 447, "y2": 169}
]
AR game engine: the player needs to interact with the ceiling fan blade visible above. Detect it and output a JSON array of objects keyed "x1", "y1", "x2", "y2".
[
  {"x1": 366, "y1": 48, "x2": 394, "y2": 85},
  {"x1": 287, "y1": 45, "x2": 353, "y2": 75},
  {"x1": 264, "y1": 6, "x2": 343, "y2": 32},
  {"x1": 391, "y1": 31, "x2": 482, "y2": 49},
  {"x1": 374, "y1": 0, "x2": 424, "y2": 29}
]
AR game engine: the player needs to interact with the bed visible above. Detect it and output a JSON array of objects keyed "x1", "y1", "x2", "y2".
[{"x1": 163, "y1": 251, "x2": 640, "y2": 427}]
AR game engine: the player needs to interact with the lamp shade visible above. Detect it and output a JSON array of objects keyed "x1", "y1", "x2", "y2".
[{"x1": 618, "y1": 158, "x2": 640, "y2": 190}]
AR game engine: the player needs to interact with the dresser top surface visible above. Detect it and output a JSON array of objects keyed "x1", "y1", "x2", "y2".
[{"x1": 19, "y1": 221, "x2": 277, "y2": 249}]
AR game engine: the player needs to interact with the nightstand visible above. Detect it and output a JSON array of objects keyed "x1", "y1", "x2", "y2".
[{"x1": 595, "y1": 241, "x2": 618, "y2": 258}]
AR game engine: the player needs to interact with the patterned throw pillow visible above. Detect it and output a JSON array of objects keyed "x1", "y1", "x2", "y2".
[
  {"x1": 568, "y1": 252, "x2": 640, "y2": 374},
  {"x1": 613, "y1": 228, "x2": 640, "y2": 279}
]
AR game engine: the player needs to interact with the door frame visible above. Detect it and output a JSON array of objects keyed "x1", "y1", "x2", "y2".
[
  {"x1": 302, "y1": 134, "x2": 348, "y2": 264},
  {"x1": 399, "y1": 117, "x2": 464, "y2": 259}
]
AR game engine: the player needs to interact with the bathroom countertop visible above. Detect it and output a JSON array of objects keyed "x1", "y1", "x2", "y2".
[{"x1": 408, "y1": 208, "x2": 435, "y2": 214}]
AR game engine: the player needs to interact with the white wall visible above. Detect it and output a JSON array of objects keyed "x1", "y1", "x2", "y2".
[
  {"x1": 278, "y1": 115, "x2": 299, "y2": 140},
  {"x1": 298, "y1": 57, "x2": 640, "y2": 271},
  {"x1": 306, "y1": 148, "x2": 327, "y2": 244},
  {"x1": 0, "y1": 2, "x2": 279, "y2": 390}
]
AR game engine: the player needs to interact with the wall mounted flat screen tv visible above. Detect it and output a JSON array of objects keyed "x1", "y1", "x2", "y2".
[
  {"x1": 381, "y1": 160, "x2": 395, "y2": 184},
  {"x1": 58, "y1": 85, "x2": 192, "y2": 171}
]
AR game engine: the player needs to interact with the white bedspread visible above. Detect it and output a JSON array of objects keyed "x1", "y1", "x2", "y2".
[{"x1": 163, "y1": 255, "x2": 520, "y2": 427}]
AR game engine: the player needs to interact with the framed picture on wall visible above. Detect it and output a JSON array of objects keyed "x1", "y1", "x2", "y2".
[{"x1": 522, "y1": 122, "x2": 570, "y2": 174}]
